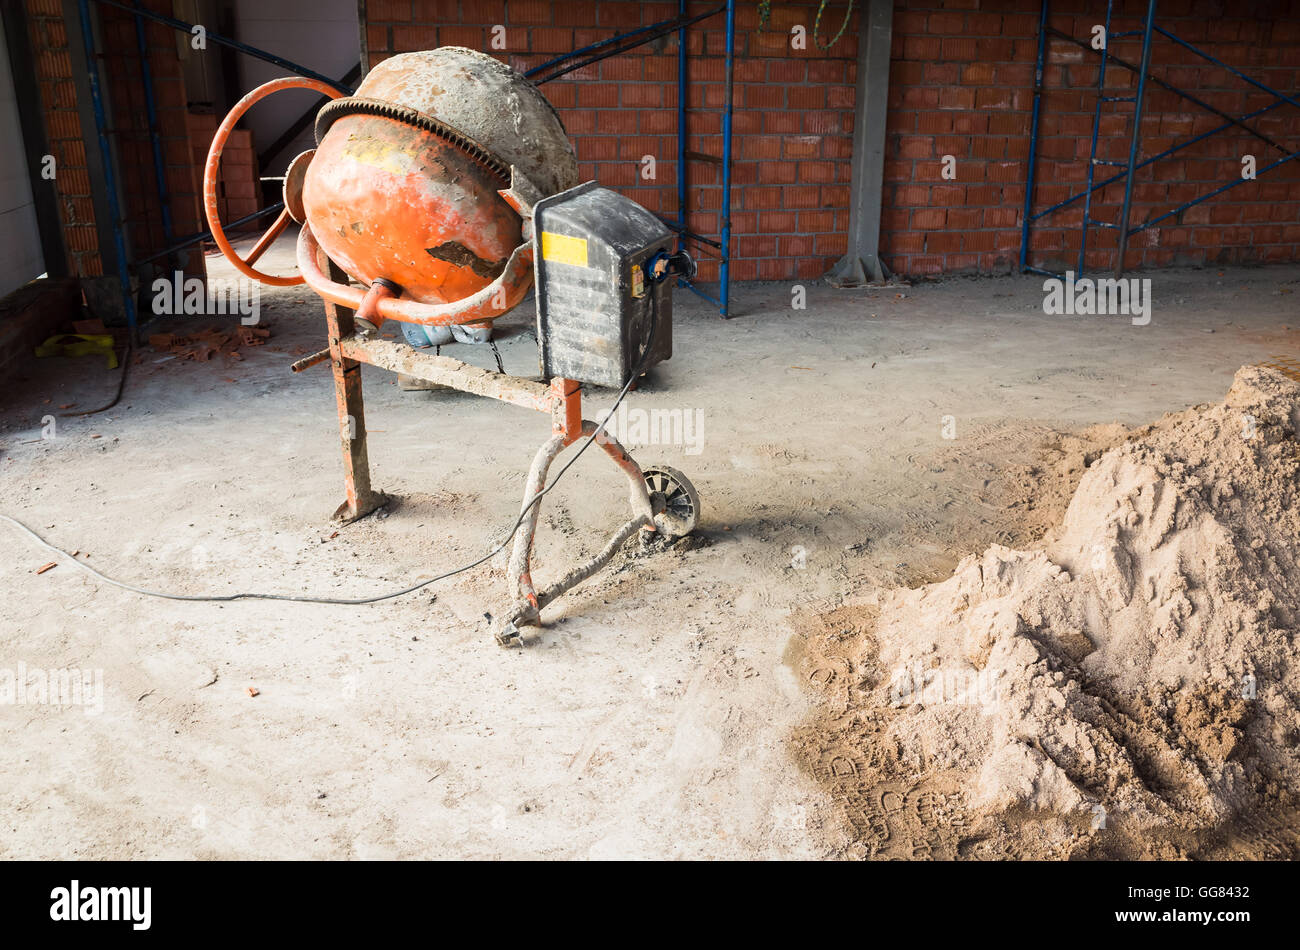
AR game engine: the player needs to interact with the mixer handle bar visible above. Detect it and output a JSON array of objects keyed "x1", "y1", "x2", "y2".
[
  {"x1": 297, "y1": 226, "x2": 535, "y2": 328},
  {"x1": 203, "y1": 77, "x2": 345, "y2": 286},
  {"x1": 498, "y1": 166, "x2": 546, "y2": 240}
]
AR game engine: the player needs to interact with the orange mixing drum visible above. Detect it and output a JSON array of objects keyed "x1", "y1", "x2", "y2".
[
  {"x1": 203, "y1": 47, "x2": 579, "y2": 324},
  {"x1": 303, "y1": 47, "x2": 578, "y2": 309}
]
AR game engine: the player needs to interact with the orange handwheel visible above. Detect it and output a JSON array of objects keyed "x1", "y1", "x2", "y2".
[{"x1": 203, "y1": 77, "x2": 344, "y2": 286}]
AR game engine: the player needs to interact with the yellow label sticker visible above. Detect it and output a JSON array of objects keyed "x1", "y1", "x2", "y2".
[{"x1": 541, "y1": 231, "x2": 589, "y2": 268}]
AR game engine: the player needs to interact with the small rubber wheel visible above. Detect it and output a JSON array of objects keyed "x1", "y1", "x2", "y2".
[{"x1": 642, "y1": 466, "x2": 700, "y2": 539}]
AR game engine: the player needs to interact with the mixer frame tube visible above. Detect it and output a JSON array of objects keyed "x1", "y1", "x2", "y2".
[
  {"x1": 311, "y1": 277, "x2": 668, "y2": 645},
  {"x1": 321, "y1": 248, "x2": 387, "y2": 523},
  {"x1": 501, "y1": 421, "x2": 656, "y2": 646},
  {"x1": 317, "y1": 279, "x2": 591, "y2": 528}
]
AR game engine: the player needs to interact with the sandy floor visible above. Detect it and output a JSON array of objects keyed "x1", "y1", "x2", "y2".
[{"x1": 1, "y1": 240, "x2": 1296, "y2": 859}]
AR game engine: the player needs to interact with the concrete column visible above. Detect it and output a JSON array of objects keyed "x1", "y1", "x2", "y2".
[{"x1": 826, "y1": 0, "x2": 894, "y2": 287}]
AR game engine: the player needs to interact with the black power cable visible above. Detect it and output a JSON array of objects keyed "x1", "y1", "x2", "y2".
[{"x1": 3, "y1": 297, "x2": 664, "y2": 606}]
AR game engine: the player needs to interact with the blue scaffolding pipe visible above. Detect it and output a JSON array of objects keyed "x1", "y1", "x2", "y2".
[
  {"x1": 1154, "y1": 25, "x2": 1300, "y2": 112},
  {"x1": 1140, "y1": 149, "x2": 1300, "y2": 231},
  {"x1": 1077, "y1": 0, "x2": 1118, "y2": 275},
  {"x1": 1113, "y1": 0, "x2": 1157, "y2": 279},
  {"x1": 718, "y1": 0, "x2": 734, "y2": 317},
  {"x1": 1031, "y1": 98, "x2": 1291, "y2": 224},
  {"x1": 132, "y1": 0, "x2": 171, "y2": 243},
  {"x1": 139, "y1": 203, "x2": 285, "y2": 264},
  {"x1": 677, "y1": 0, "x2": 687, "y2": 272},
  {"x1": 523, "y1": 2, "x2": 735, "y2": 317},
  {"x1": 76, "y1": 0, "x2": 137, "y2": 335},
  {"x1": 1019, "y1": 0, "x2": 1048, "y2": 275},
  {"x1": 1021, "y1": 0, "x2": 1299, "y2": 281},
  {"x1": 526, "y1": 18, "x2": 678, "y2": 78},
  {"x1": 657, "y1": 217, "x2": 722, "y2": 248},
  {"x1": 524, "y1": 6, "x2": 725, "y2": 84},
  {"x1": 1058, "y1": 26, "x2": 1289, "y2": 154}
]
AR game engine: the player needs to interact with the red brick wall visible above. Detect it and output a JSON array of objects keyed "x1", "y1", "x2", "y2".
[
  {"x1": 25, "y1": 0, "x2": 206, "y2": 283},
  {"x1": 29, "y1": 0, "x2": 1300, "y2": 285},
  {"x1": 889, "y1": 0, "x2": 1300, "y2": 277},
  {"x1": 25, "y1": 0, "x2": 100, "y2": 277},
  {"x1": 364, "y1": 0, "x2": 860, "y2": 282},
  {"x1": 96, "y1": 2, "x2": 207, "y2": 267},
  {"x1": 365, "y1": 0, "x2": 1300, "y2": 281}
]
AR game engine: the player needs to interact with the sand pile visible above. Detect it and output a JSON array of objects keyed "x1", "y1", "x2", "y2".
[{"x1": 797, "y1": 366, "x2": 1300, "y2": 859}]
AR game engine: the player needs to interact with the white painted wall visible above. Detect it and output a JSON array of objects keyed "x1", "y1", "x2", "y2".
[
  {"x1": 0, "y1": 15, "x2": 45, "y2": 297},
  {"x1": 234, "y1": 0, "x2": 359, "y2": 174}
]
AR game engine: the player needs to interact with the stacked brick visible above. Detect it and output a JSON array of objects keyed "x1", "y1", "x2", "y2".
[{"x1": 187, "y1": 112, "x2": 264, "y2": 231}]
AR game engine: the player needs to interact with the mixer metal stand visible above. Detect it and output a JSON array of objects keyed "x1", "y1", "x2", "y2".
[{"x1": 295, "y1": 285, "x2": 700, "y2": 646}]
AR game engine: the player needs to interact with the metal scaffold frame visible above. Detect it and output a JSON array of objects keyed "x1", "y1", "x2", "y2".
[
  {"x1": 70, "y1": 0, "x2": 354, "y2": 339},
  {"x1": 1020, "y1": 0, "x2": 1300, "y2": 280},
  {"x1": 525, "y1": 0, "x2": 737, "y2": 318},
  {"x1": 69, "y1": 1, "x2": 737, "y2": 334}
]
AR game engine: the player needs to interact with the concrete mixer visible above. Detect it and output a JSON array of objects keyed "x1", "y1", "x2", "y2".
[{"x1": 202, "y1": 47, "x2": 701, "y2": 646}]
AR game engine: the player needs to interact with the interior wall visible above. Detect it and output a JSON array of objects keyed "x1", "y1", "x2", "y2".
[
  {"x1": 364, "y1": 0, "x2": 860, "y2": 284},
  {"x1": 0, "y1": 13, "x2": 45, "y2": 297},
  {"x1": 363, "y1": 0, "x2": 1300, "y2": 281},
  {"x1": 234, "y1": 0, "x2": 360, "y2": 174}
]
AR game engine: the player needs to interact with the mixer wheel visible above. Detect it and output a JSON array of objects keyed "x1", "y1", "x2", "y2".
[{"x1": 642, "y1": 466, "x2": 700, "y2": 539}]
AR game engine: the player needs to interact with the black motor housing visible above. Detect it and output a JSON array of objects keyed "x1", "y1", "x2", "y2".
[{"x1": 533, "y1": 182, "x2": 674, "y2": 389}]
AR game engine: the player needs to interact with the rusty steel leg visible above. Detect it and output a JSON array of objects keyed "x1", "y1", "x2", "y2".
[
  {"x1": 498, "y1": 420, "x2": 655, "y2": 646},
  {"x1": 320, "y1": 249, "x2": 387, "y2": 523},
  {"x1": 551, "y1": 377, "x2": 582, "y2": 445}
]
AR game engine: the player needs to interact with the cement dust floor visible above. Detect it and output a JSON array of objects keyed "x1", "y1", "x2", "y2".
[{"x1": 1, "y1": 245, "x2": 1296, "y2": 858}]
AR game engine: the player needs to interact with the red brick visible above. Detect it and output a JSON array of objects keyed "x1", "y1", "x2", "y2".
[
  {"x1": 759, "y1": 161, "x2": 798, "y2": 184},
  {"x1": 577, "y1": 84, "x2": 618, "y2": 108},
  {"x1": 788, "y1": 86, "x2": 826, "y2": 110},
  {"x1": 759, "y1": 211, "x2": 797, "y2": 232},
  {"x1": 622, "y1": 84, "x2": 662, "y2": 108},
  {"x1": 928, "y1": 12, "x2": 966, "y2": 34},
  {"x1": 798, "y1": 161, "x2": 835, "y2": 184},
  {"x1": 393, "y1": 25, "x2": 436, "y2": 51},
  {"x1": 926, "y1": 232, "x2": 962, "y2": 254},
  {"x1": 369, "y1": 0, "x2": 411, "y2": 20},
  {"x1": 507, "y1": 0, "x2": 549, "y2": 25},
  {"x1": 913, "y1": 209, "x2": 948, "y2": 230},
  {"x1": 744, "y1": 187, "x2": 782, "y2": 210},
  {"x1": 783, "y1": 136, "x2": 820, "y2": 159},
  {"x1": 367, "y1": 24, "x2": 391, "y2": 51},
  {"x1": 783, "y1": 186, "x2": 819, "y2": 209},
  {"x1": 940, "y1": 37, "x2": 978, "y2": 61}
]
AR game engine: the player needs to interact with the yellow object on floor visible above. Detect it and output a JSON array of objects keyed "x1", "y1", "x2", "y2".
[{"x1": 34, "y1": 333, "x2": 118, "y2": 369}]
